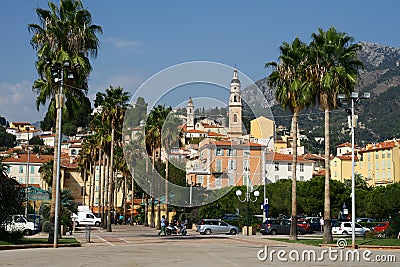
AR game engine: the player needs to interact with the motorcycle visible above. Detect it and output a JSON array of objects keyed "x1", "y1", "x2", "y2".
[{"x1": 166, "y1": 223, "x2": 187, "y2": 235}]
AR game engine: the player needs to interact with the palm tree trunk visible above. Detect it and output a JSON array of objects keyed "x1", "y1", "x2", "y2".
[
  {"x1": 98, "y1": 150, "x2": 103, "y2": 220},
  {"x1": 88, "y1": 163, "x2": 93, "y2": 208},
  {"x1": 289, "y1": 111, "x2": 298, "y2": 241},
  {"x1": 130, "y1": 167, "x2": 135, "y2": 225},
  {"x1": 123, "y1": 174, "x2": 127, "y2": 224},
  {"x1": 165, "y1": 156, "x2": 169, "y2": 222},
  {"x1": 107, "y1": 125, "x2": 115, "y2": 232},
  {"x1": 323, "y1": 107, "x2": 333, "y2": 243},
  {"x1": 144, "y1": 158, "x2": 149, "y2": 227},
  {"x1": 50, "y1": 106, "x2": 60, "y2": 225},
  {"x1": 103, "y1": 153, "x2": 109, "y2": 229},
  {"x1": 91, "y1": 152, "x2": 96, "y2": 211}
]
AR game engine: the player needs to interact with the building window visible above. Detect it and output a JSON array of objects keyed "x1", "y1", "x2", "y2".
[
  {"x1": 300, "y1": 163, "x2": 304, "y2": 172},
  {"x1": 376, "y1": 172, "x2": 380, "y2": 180},
  {"x1": 288, "y1": 163, "x2": 292, "y2": 171},
  {"x1": 288, "y1": 175, "x2": 292, "y2": 180},
  {"x1": 244, "y1": 150, "x2": 250, "y2": 156},
  {"x1": 300, "y1": 176, "x2": 304, "y2": 181},
  {"x1": 227, "y1": 148, "x2": 236, "y2": 156},
  {"x1": 95, "y1": 185, "x2": 99, "y2": 192},
  {"x1": 18, "y1": 177, "x2": 23, "y2": 184},
  {"x1": 382, "y1": 161, "x2": 386, "y2": 170},
  {"x1": 228, "y1": 159, "x2": 236, "y2": 170},
  {"x1": 228, "y1": 174, "x2": 234, "y2": 186},
  {"x1": 95, "y1": 175, "x2": 99, "y2": 181},
  {"x1": 368, "y1": 162, "x2": 371, "y2": 171},
  {"x1": 367, "y1": 154, "x2": 371, "y2": 161},
  {"x1": 19, "y1": 166, "x2": 24, "y2": 173},
  {"x1": 388, "y1": 171, "x2": 392, "y2": 178},
  {"x1": 71, "y1": 149, "x2": 76, "y2": 155},
  {"x1": 216, "y1": 159, "x2": 222, "y2": 172},
  {"x1": 382, "y1": 172, "x2": 386, "y2": 179},
  {"x1": 215, "y1": 176, "x2": 222, "y2": 186},
  {"x1": 334, "y1": 161, "x2": 337, "y2": 167},
  {"x1": 382, "y1": 151, "x2": 386, "y2": 158},
  {"x1": 6, "y1": 166, "x2": 10, "y2": 173},
  {"x1": 334, "y1": 171, "x2": 337, "y2": 177},
  {"x1": 30, "y1": 178, "x2": 35, "y2": 184},
  {"x1": 233, "y1": 114, "x2": 238, "y2": 123},
  {"x1": 197, "y1": 175, "x2": 204, "y2": 185},
  {"x1": 30, "y1": 166, "x2": 35, "y2": 174},
  {"x1": 244, "y1": 159, "x2": 249, "y2": 171},
  {"x1": 215, "y1": 148, "x2": 224, "y2": 156},
  {"x1": 275, "y1": 162, "x2": 279, "y2": 171},
  {"x1": 375, "y1": 153, "x2": 379, "y2": 159},
  {"x1": 375, "y1": 162, "x2": 379, "y2": 170},
  {"x1": 388, "y1": 160, "x2": 391, "y2": 169},
  {"x1": 388, "y1": 150, "x2": 391, "y2": 158}
]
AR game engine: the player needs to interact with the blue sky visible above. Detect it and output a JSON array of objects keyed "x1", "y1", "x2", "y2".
[{"x1": 1, "y1": 0, "x2": 400, "y2": 123}]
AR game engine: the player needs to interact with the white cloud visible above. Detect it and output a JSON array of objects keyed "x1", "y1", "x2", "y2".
[
  {"x1": 104, "y1": 37, "x2": 142, "y2": 52},
  {"x1": 0, "y1": 81, "x2": 46, "y2": 123}
]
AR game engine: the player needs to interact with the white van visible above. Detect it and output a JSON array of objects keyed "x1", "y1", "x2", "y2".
[
  {"x1": 3, "y1": 215, "x2": 38, "y2": 235},
  {"x1": 72, "y1": 206, "x2": 101, "y2": 227}
]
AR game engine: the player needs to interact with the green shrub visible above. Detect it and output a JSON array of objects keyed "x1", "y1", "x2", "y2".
[
  {"x1": 0, "y1": 227, "x2": 24, "y2": 242},
  {"x1": 42, "y1": 221, "x2": 52, "y2": 233}
]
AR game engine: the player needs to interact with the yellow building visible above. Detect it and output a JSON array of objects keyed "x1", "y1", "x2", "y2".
[
  {"x1": 358, "y1": 141, "x2": 400, "y2": 186},
  {"x1": 330, "y1": 155, "x2": 360, "y2": 183},
  {"x1": 250, "y1": 116, "x2": 274, "y2": 139},
  {"x1": 331, "y1": 140, "x2": 400, "y2": 186}
]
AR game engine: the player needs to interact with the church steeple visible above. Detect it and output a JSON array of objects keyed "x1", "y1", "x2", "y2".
[
  {"x1": 187, "y1": 97, "x2": 194, "y2": 131},
  {"x1": 228, "y1": 68, "x2": 243, "y2": 137}
]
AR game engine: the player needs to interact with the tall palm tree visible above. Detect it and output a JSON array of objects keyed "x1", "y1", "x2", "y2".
[
  {"x1": 145, "y1": 105, "x2": 172, "y2": 229},
  {"x1": 266, "y1": 37, "x2": 313, "y2": 240},
  {"x1": 28, "y1": 0, "x2": 102, "y2": 226},
  {"x1": 309, "y1": 27, "x2": 363, "y2": 243},
  {"x1": 100, "y1": 86, "x2": 130, "y2": 232}
]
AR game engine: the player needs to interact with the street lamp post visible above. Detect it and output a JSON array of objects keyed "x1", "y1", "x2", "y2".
[
  {"x1": 236, "y1": 187, "x2": 259, "y2": 236},
  {"x1": 263, "y1": 136, "x2": 273, "y2": 222},
  {"x1": 49, "y1": 59, "x2": 80, "y2": 248},
  {"x1": 338, "y1": 92, "x2": 370, "y2": 249}
]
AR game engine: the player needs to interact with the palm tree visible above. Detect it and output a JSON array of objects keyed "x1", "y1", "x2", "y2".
[
  {"x1": 309, "y1": 27, "x2": 363, "y2": 243},
  {"x1": 267, "y1": 37, "x2": 313, "y2": 240},
  {"x1": 28, "y1": 0, "x2": 102, "y2": 226},
  {"x1": 161, "y1": 113, "x2": 182, "y2": 221},
  {"x1": 100, "y1": 86, "x2": 130, "y2": 232},
  {"x1": 145, "y1": 105, "x2": 172, "y2": 229}
]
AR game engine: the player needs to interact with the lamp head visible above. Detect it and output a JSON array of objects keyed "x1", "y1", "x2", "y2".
[
  {"x1": 235, "y1": 190, "x2": 242, "y2": 197},
  {"x1": 253, "y1": 190, "x2": 260, "y2": 197}
]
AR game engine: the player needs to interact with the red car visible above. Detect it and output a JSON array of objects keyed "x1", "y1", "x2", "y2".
[
  {"x1": 297, "y1": 219, "x2": 313, "y2": 234},
  {"x1": 373, "y1": 222, "x2": 389, "y2": 232}
]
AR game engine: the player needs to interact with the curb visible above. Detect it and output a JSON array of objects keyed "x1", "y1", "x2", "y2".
[
  {"x1": 319, "y1": 243, "x2": 400, "y2": 250},
  {"x1": 0, "y1": 243, "x2": 81, "y2": 250}
]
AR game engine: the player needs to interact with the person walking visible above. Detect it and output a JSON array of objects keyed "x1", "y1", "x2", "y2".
[{"x1": 158, "y1": 215, "x2": 166, "y2": 236}]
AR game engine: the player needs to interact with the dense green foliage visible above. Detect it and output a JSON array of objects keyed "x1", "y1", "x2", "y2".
[{"x1": 0, "y1": 127, "x2": 16, "y2": 149}]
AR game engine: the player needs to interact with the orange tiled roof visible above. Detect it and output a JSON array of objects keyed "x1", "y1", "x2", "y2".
[
  {"x1": 2, "y1": 154, "x2": 53, "y2": 164},
  {"x1": 358, "y1": 141, "x2": 397, "y2": 153},
  {"x1": 270, "y1": 152, "x2": 315, "y2": 163}
]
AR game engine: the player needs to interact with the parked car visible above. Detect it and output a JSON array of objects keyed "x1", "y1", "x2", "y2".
[
  {"x1": 332, "y1": 221, "x2": 370, "y2": 236},
  {"x1": 356, "y1": 218, "x2": 376, "y2": 223},
  {"x1": 2, "y1": 215, "x2": 38, "y2": 236},
  {"x1": 373, "y1": 222, "x2": 390, "y2": 233},
  {"x1": 305, "y1": 217, "x2": 322, "y2": 231},
  {"x1": 197, "y1": 219, "x2": 239, "y2": 235},
  {"x1": 297, "y1": 219, "x2": 313, "y2": 234},
  {"x1": 260, "y1": 219, "x2": 306, "y2": 235},
  {"x1": 222, "y1": 214, "x2": 239, "y2": 221}
]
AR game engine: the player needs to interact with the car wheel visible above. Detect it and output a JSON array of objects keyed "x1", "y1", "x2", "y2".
[
  {"x1": 23, "y1": 229, "x2": 31, "y2": 236},
  {"x1": 200, "y1": 232, "x2": 205, "y2": 235},
  {"x1": 181, "y1": 229, "x2": 187, "y2": 235},
  {"x1": 204, "y1": 229, "x2": 212, "y2": 235},
  {"x1": 270, "y1": 230, "x2": 277, "y2": 235},
  {"x1": 297, "y1": 230, "x2": 303, "y2": 235},
  {"x1": 95, "y1": 222, "x2": 100, "y2": 227},
  {"x1": 230, "y1": 229, "x2": 237, "y2": 235},
  {"x1": 342, "y1": 231, "x2": 348, "y2": 235}
]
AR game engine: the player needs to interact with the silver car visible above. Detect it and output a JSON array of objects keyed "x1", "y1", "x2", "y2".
[{"x1": 197, "y1": 219, "x2": 238, "y2": 235}]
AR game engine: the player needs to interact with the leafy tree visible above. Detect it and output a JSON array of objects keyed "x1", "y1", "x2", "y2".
[
  {"x1": 0, "y1": 127, "x2": 16, "y2": 149},
  {"x1": 29, "y1": 136, "x2": 44, "y2": 146},
  {"x1": 0, "y1": 164, "x2": 25, "y2": 225}
]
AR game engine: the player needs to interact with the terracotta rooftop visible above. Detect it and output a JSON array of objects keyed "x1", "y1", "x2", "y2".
[{"x1": 2, "y1": 154, "x2": 53, "y2": 164}]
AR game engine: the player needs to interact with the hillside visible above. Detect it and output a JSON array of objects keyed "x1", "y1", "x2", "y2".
[{"x1": 243, "y1": 42, "x2": 400, "y2": 154}]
